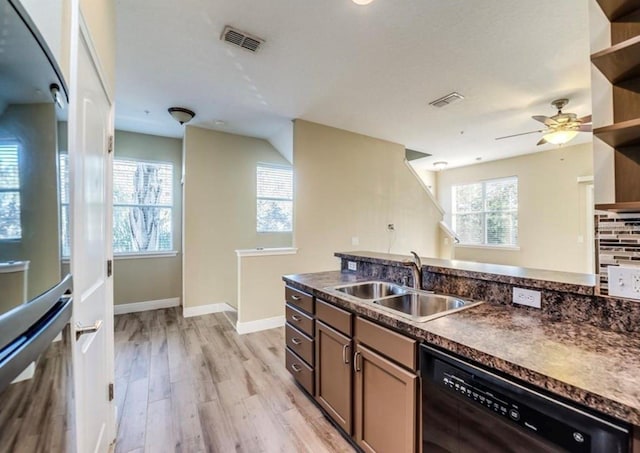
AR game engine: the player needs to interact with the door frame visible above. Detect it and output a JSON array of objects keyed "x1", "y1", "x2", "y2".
[{"x1": 68, "y1": 2, "x2": 116, "y2": 450}]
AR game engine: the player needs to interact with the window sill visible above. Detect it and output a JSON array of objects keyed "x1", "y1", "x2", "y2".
[
  {"x1": 115, "y1": 251, "x2": 179, "y2": 260},
  {"x1": 455, "y1": 244, "x2": 520, "y2": 251},
  {"x1": 235, "y1": 247, "x2": 298, "y2": 257}
]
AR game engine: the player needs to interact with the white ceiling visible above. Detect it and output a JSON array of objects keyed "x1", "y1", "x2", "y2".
[{"x1": 115, "y1": 0, "x2": 591, "y2": 169}]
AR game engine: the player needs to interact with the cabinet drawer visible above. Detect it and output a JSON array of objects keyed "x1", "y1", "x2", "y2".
[
  {"x1": 316, "y1": 299, "x2": 352, "y2": 336},
  {"x1": 286, "y1": 324, "x2": 314, "y2": 366},
  {"x1": 286, "y1": 347, "x2": 314, "y2": 395},
  {"x1": 285, "y1": 286, "x2": 314, "y2": 314},
  {"x1": 286, "y1": 304, "x2": 314, "y2": 337},
  {"x1": 355, "y1": 317, "x2": 417, "y2": 371}
]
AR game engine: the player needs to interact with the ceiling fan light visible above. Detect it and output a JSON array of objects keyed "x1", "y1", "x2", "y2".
[
  {"x1": 433, "y1": 161, "x2": 448, "y2": 171},
  {"x1": 542, "y1": 129, "x2": 578, "y2": 145},
  {"x1": 168, "y1": 107, "x2": 195, "y2": 125},
  {"x1": 352, "y1": 0, "x2": 374, "y2": 5}
]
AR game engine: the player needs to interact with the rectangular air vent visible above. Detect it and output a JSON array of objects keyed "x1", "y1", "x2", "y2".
[
  {"x1": 429, "y1": 92, "x2": 465, "y2": 108},
  {"x1": 221, "y1": 26, "x2": 265, "y2": 53}
]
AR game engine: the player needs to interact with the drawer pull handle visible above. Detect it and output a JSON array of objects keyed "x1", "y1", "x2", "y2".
[
  {"x1": 342, "y1": 344, "x2": 350, "y2": 364},
  {"x1": 291, "y1": 295, "x2": 301, "y2": 301},
  {"x1": 291, "y1": 363, "x2": 302, "y2": 373},
  {"x1": 291, "y1": 338, "x2": 302, "y2": 345},
  {"x1": 291, "y1": 315, "x2": 302, "y2": 322},
  {"x1": 353, "y1": 351, "x2": 362, "y2": 373}
]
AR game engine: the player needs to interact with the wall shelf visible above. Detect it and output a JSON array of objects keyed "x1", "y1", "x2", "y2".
[
  {"x1": 595, "y1": 201, "x2": 640, "y2": 212},
  {"x1": 594, "y1": 118, "x2": 640, "y2": 147},
  {"x1": 596, "y1": 0, "x2": 640, "y2": 21},
  {"x1": 591, "y1": 35, "x2": 640, "y2": 83}
]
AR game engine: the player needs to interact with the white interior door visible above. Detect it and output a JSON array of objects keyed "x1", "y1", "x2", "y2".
[{"x1": 69, "y1": 14, "x2": 115, "y2": 453}]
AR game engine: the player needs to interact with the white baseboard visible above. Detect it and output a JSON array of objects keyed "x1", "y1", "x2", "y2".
[
  {"x1": 114, "y1": 297, "x2": 180, "y2": 315},
  {"x1": 183, "y1": 302, "x2": 236, "y2": 318},
  {"x1": 236, "y1": 315, "x2": 285, "y2": 335}
]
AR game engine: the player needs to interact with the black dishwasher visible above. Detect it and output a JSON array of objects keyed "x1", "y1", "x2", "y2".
[{"x1": 420, "y1": 345, "x2": 631, "y2": 453}]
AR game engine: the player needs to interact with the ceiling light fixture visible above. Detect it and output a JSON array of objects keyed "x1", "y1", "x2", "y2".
[
  {"x1": 168, "y1": 107, "x2": 195, "y2": 125},
  {"x1": 433, "y1": 161, "x2": 448, "y2": 171},
  {"x1": 542, "y1": 129, "x2": 578, "y2": 145},
  {"x1": 352, "y1": 0, "x2": 374, "y2": 5}
]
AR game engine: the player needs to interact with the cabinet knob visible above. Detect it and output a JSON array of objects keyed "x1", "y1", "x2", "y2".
[
  {"x1": 291, "y1": 295, "x2": 301, "y2": 301},
  {"x1": 342, "y1": 344, "x2": 350, "y2": 364},
  {"x1": 291, "y1": 338, "x2": 302, "y2": 345},
  {"x1": 291, "y1": 363, "x2": 302, "y2": 373},
  {"x1": 291, "y1": 314, "x2": 302, "y2": 322}
]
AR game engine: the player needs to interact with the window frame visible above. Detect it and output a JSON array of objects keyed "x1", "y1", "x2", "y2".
[
  {"x1": 256, "y1": 162, "x2": 293, "y2": 234},
  {"x1": 451, "y1": 176, "x2": 518, "y2": 248},
  {"x1": 112, "y1": 156, "x2": 175, "y2": 255},
  {"x1": 0, "y1": 141, "x2": 22, "y2": 242}
]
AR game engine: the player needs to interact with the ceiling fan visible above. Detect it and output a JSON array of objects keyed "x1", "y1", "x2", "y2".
[{"x1": 495, "y1": 98, "x2": 592, "y2": 146}]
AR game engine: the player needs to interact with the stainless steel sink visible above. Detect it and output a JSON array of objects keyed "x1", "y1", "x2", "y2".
[
  {"x1": 327, "y1": 281, "x2": 481, "y2": 322},
  {"x1": 333, "y1": 281, "x2": 408, "y2": 299},
  {"x1": 373, "y1": 293, "x2": 475, "y2": 322}
]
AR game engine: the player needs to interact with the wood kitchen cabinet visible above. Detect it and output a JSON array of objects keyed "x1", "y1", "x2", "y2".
[
  {"x1": 315, "y1": 321, "x2": 353, "y2": 434},
  {"x1": 354, "y1": 322, "x2": 418, "y2": 453}
]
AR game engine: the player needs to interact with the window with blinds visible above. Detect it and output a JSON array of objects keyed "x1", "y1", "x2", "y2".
[
  {"x1": 452, "y1": 176, "x2": 518, "y2": 247},
  {"x1": 59, "y1": 153, "x2": 70, "y2": 256},
  {"x1": 257, "y1": 164, "x2": 293, "y2": 232},
  {"x1": 0, "y1": 144, "x2": 21, "y2": 240}
]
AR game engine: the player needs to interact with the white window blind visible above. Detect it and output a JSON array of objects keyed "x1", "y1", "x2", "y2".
[
  {"x1": 113, "y1": 159, "x2": 173, "y2": 253},
  {"x1": 0, "y1": 144, "x2": 21, "y2": 240},
  {"x1": 452, "y1": 176, "x2": 518, "y2": 247},
  {"x1": 59, "y1": 153, "x2": 70, "y2": 256},
  {"x1": 257, "y1": 164, "x2": 293, "y2": 233}
]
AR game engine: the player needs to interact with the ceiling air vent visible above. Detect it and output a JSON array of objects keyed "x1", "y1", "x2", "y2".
[
  {"x1": 429, "y1": 92, "x2": 465, "y2": 108},
  {"x1": 221, "y1": 26, "x2": 265, "y2": 53}
]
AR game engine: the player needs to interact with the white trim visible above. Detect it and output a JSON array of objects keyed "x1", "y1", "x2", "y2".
[
  {"x1": 0, "y1": 260, "x2": 29, "y2": 273},
  {"x1": 235, "y1": 247, "x2": 298, "y2": 257},
  {"x1": 577, "y1": 175, "x2": 594, "y2": 184},
  {"x1": 438, "y1": 221, "x2": 458, "y2": 240},
  {"x1": 77, "y1": 10, "x2": 113, "y2": 102},
  {"x1": 404, "y1": 159, "x2": 445, "y2": 215},
  {"x1": 455, "y1": 244, "x2": 520, "y2": 251},
  {"x1": 236, "y1": 315, "x2": 285, "y2": 335},
  {"x1": 114, "y1": 297, "x2": 180, "y2": 315},
  {"x1": 114, "y1": 251, "x2": 178, "y2": 260},
  {"x1": 183, "y1": 302, "x2": 236, "y2": 318}
]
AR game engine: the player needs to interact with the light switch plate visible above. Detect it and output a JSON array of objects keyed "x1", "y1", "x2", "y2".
[
  {"x1": 512, "y1": 287, "x2": 541, "y2": 309},
  {"x1": 608, "y1": 266, "x2": 640, "y2": 300}
]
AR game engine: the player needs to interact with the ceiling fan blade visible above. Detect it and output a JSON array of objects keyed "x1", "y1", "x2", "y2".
[
  {"x1": 578, "y1": 114, "x2": 592, "y2": 123},
  {"x1": 579, "y1": 124, "x2": 592, "y2": 132},
  {"x1": 533, "y1": 115, "x2": 558, "y2": 126},
  {"x1": 495, "y1": 129, "x2": 545, "y2": 140},
  {"x1": 537, "y1": 138, "x2": 548, "y2": 146}
]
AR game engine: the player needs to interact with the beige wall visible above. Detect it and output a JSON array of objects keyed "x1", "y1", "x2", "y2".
[
  {"x1": 0, "y1": 103, "x2": 61, "y2": 298},
  {"x1": 293, "y1": 119, "x2": 441, "y2": 273},
  {"x1": 113, "y1": 130, "x2": 183, "y2": 305},
  {"x1": 236, "y1": 120, "x2": 443, "y2": 324},
  {"x1": 183, "y1": 127, "x2": 292, "y2": 309},
  {"x1": 437, "y1": 143, "x2": 594, "y2": 274}
]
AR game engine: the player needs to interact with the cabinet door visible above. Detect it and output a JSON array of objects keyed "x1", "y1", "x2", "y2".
[
  {"x1": 315, "y1": 321, "x2": 353, "y2": 434},
  {"x1": 354, "y1": 344, "x2": 417, "y2": 453}
]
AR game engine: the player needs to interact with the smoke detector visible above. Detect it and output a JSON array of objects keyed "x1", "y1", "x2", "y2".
[
  {"x1": 221, "y1": 26, "x2": 265, "y2": 53},
  {"x1": 429, "y1": 92, "x2": 465, "y2": 108}
]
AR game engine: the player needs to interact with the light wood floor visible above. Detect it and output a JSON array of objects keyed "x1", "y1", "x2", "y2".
[{"x1": 114, "y1": 308, "x2": 354, "y2": 453}]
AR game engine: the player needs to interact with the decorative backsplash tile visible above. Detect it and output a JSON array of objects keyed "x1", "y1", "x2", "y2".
[{"x1": 596, "y1": 213, "x2": 640, "y2": 295}]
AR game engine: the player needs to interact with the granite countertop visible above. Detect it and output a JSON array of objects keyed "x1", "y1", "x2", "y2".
[
  {"x1": 335, "y1": 251, "x2": 597, "y2": 295},
  {"x1": 283, "y1": 270, "x2": 640, "y2": 426}
]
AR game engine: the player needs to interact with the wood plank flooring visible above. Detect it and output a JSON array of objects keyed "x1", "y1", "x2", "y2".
[{"x1": 114, "y1": 308, "x2": 354, "y2": 453}]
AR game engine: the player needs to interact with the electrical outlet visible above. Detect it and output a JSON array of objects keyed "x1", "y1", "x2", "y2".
[
  {"x1": 347, "y1": 261, "x2": 357, "y2": 271},
  {"x1": 512, "y1": 287, "x2": 541, "y2": 309},
  {"x1": 608, "y1": 266, "x2": 640, "y2": 300}
]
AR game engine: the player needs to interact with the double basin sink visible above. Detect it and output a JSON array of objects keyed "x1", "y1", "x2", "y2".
[{"x1": 327, "y1": 281, "x2": 481, "y2": 323}]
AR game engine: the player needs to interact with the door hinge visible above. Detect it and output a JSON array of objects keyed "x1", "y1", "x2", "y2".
[
  {"x1": 107, "y1": 135, "x2": 114, "y2": 154},
  {"x1": 107, "y1": 259, "x2": 113, "y2": 277},
  {"x1": 108, "y1": 383, "x2": 114, "y2": 401}
]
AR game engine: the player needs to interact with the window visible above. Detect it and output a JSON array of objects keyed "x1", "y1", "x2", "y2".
[
  {"x1": 113, "y1": 159, "x2": 173, "y2": 253},
  {"x1": 452, "y1": 177, "x2": 518, "y2": 247},
  {"x1": 59, "y1": 153, "x2": 70, "y2": 256},
  {"x1": 256, "y1": 164, "x2": 293, "y2": 232},
  {"x1": 0, "y1": 144, "x2": 21, "y2": 240}
]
